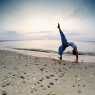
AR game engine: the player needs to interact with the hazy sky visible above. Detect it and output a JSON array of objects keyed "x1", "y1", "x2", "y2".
[{"x1": 0, "y1": 0, "x2": 95, "y2": 33}]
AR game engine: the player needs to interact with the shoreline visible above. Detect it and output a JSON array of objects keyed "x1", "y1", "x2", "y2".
[{"x1": 0, "y1": 47, "x2": 95, "y2": 63}]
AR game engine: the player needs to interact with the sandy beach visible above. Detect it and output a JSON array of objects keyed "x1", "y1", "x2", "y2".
[{"x1": 0, "y1": 49, "x2": 95, "y2": 95}]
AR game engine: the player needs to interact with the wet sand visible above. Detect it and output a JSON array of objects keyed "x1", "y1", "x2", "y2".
[{"x1": 0, "y1": 49, "x2": 95, "y2": 95}]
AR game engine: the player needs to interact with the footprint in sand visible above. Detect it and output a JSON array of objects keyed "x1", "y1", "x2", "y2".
[
  {"x1": 46, "y1": 76, "x2": 50, "y2": 79},
  {"x1": 40, "y1": 84, "x2": 44, "y2": 87},
  {"x1": 1, "y1": 90, "x2": 7, "y2": 95},
  {"x1": 83, "y1": 84, "x2": 86, "y2": 88},
  {"x1": 37, "y1": 81, "x2": 40, "y2": 84},
  {"x1": 45, "y1": 70, "x2": 48, "y2": 73},
  {"x1": 58, "y1": 68, "x2": 62, "y2": 72},
  {"x1": 39, "y1": 77, "x2": 44, "y2": 82},
  {"x1": 20, "y1": 75, "x2": 25, "y2": 79},
  {"x1": 72, "y1": 84, "x2": 76, "y2": 88},
  {"x1": 58, "y1": 72, "x2": 64, "y2": 78},
  {"x1": 22, "y1": 80, "x2": 26, "y2": 84},
  {"x1": 42, "y1": 87, "x2": 47, "y2": 90},
  {"x1": 47, "y1": 85, "x2": 51, "y2": 88},
  {"x1": 35, "y1": 63, "x2": 39, "y2": 65},
  {"x1": 23, "y1": 72, "x2": 27, "y2": 74},
  {"x1": 3, "y1": 65, "x2": 6, "y2": 69},
  {"x1": 49, "y1": 82, "x2": 54, "y2": 86},
  {"x1": 44, "y1": 64, "x2": 47, "y2": 66},
  {"x1": 30, "y1": 87, "x2": 37, "y2": 94},
  {"x1": 50, "y1": 74, "x2": 55, "y2": 77},
  {"x1": 2, "y1": 81, "x2": 11, "y2": 88},
  {"x1": 75, "y1": 75, "x2": 78, "y2": 78},
  {"x1": 12, "y1": 74, "x2": 16, "y2": 77},
  {"x1": 40, "y1": 67, "x2": 45, "y2": 72},
  {"x1": 77, "y1": 90, "x2": 82, "y2": 94},
  {"x1": 54, "y1": 78, "x2": 58, "y2": 82},
  {"x1": 46, "y1": 92, "x2": 56, "y2": 95}
]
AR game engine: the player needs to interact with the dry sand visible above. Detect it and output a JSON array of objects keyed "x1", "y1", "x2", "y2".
[{"x1": 0, "y1": 49, "x2": 95, "y2": 95}]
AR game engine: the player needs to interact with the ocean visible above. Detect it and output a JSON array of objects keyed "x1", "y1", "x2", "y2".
[{"x1": 0, "y1": 40, "x2": 95, "y2": 55}]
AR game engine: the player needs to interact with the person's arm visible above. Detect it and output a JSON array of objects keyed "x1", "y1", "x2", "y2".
[{"x1": 75, "y1": 49, "x2": 78, "y2": 63}]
